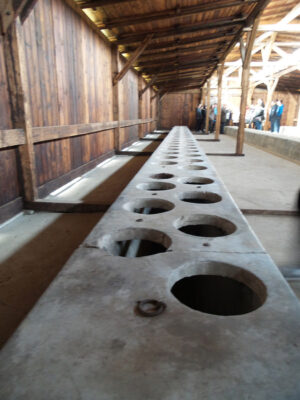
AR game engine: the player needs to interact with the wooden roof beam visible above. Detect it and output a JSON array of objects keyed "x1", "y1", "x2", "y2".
[
  {"x1": 98, "y1": 0, "x2": 258, "y2": 29},
  {"x1": 137, "y1": 44, "x2": 224, "y2": 62},
  {"x1": 257, "y1": 24, "x2": 300, "y2": 33},
  {"x1": 79, "y1": 0, "x2": 134, "y2": 8},
  {"x1": 137, "y1": 52, "x2": 222, "y2": 68},
  {"x1": 273, "y1": 42, "x2": 300, "y2": 47},
  {"x1": 255, "y1": 3, "x2": 300, "y2": 44},
  {"x1": 133, "y1": 32, "x2": 237, "y2": 53},
  {"x1": 139, "y1": 72, "x2": 161, "y2": 98},
  {"x1": 144, "y1": 61, "x2": 218, "y2": 75},
  {"x1": 154, "y1": 68, "x2": 213, "y2": 79},
  {"x1": 113, "y1": 34, "x2": 153, "y2": 85},
  {"x1": 0, "y1": 0, "x2": 37, "y2": 33},
  {"x1": 116, "y1": 17, "x2": 246, "y2": 45}
]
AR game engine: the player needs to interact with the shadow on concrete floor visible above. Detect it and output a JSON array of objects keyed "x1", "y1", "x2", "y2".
[{"x1": 0, "y1": 140, "x2": 160, "y2": 348}]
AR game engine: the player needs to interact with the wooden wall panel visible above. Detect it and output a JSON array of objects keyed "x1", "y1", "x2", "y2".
[
  {"x1": 160, "y1": 93, "x2": 200, "y2": 130},
  {"x1": 21, "y1": 0, "x2": 114, "y2": 187},
  {"x1": 119, "y1": 64, "x2": 139, "y2": 147},
  {"x1": 0, "y1": 37, "x2": 22, "y2": 207}
]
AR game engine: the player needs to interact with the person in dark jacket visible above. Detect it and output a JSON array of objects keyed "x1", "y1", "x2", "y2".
[
  {"x1": 274, "y1": 99, "x2": 284, "y2": 133},
  {"x1": 200, "y1": 105, "x2": 206, "y2": 132},
  {"x1": 195, "y1": 104, "x2": 203, "y2": 132},
  {"x1": 220, "y1": 106, "x2": 227, "y2": 134},
  {"x1": 269, "y1": 101, "x2": 278, "y2": 132}
]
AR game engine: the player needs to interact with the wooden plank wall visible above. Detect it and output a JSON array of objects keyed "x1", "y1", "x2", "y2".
[
  {"x1": 21, "y1": 0, "x2": 114, "y2": 187},
  {"x1": 0, "y1": 37, "x2": 22, "y2": 208},
  {"x1": 0, "y1": 0, "x2": 157, "y2": 220},
  {"x1": 119, "y1": 62, "x2": 138, "y2": 147},
  {"x1": 160, "y1": 92, "x2": 200, "y2": 130}
]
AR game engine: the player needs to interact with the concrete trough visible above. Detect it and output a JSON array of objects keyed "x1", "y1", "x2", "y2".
[
  {"x1": 0, "y1": 126, "x2": 299, "y2": 400},
  {"x1": 225, "y1": 126, "x2": 300, "y2": 164}
]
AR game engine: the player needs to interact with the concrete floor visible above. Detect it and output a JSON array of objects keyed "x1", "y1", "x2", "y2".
[
  {"x1": 0, "y1": 132, "x2": 299, "y2": 349},
  {"x1": 198, "y1": 134, "x2": 300, "y2": 298}
]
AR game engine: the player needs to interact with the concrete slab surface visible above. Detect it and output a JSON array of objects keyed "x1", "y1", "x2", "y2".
[{"x1": 0, "y1": 127, "x2": 299, "y2": 400}]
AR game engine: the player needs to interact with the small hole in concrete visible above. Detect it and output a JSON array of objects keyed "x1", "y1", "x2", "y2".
[
  {"x1": 182, "y1": 177, "x2": 214, "y2": 185},
  {"x1": 175, "y1": 215, "x2": 236, "y2": 237},
  {"x1": 124, "y1": 198, "x2": 175, "y2": 214},
  {"x1": 187, "y1": 165, "x2": 207, "y2": 171},
  {"x1": 137, "y1": 182, "x2": 176, "y2": 191},
  {"x1": 171, "y1": 275, "x2": 265, "y2": 315},
  {"x1": 179, "y1": 192, "x2": 222, "y2": 204},
  {"x1": 136, "y1": 218, "x2": 143, "y2": 222},
  {"x1": 100, "y1": 228, "x2": 171, "y2": 258}
]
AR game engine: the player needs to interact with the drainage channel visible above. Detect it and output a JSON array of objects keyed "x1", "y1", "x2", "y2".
[{"x1": 1, "y1": 127, "x2": 300, "y2": 399}]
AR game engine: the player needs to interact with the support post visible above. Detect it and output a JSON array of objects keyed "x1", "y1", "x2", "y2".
[
  {"x1": 3, "y1": 19, "x2": 37, "y2": 201},
  {"x1": 138, "y1": 75, "x2": 144, "y2": 138},
  {"x1": 205, "y1": 79, "x2": 211, "y2": 133},
  {"x1": 111, "y1": 45, "x2": 120, "y2": 150},
  {"x1": 236, "y1": 19, "x2": 260, "y2": 155},
  {"x1": 215, "y1": 62, "x2": 224, "y2": 140}
]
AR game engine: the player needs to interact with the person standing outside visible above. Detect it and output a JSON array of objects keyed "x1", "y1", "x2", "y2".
[
  {"x1": 274, "y1": 99, "x2": 284, "y2": 133},
  {"x1": 269, "y1": 100, "x2": 278, "y2": 132}
]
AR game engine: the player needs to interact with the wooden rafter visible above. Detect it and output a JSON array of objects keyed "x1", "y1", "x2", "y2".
[
  {"x1": 113, "y1": 34, "x2": 153, "y2": 85},
  {"x1": 0, "y1": 0, "x2": 37, "y2": 33},
  {"x1": 139, "y1": 73, "x2": 161, "y2": 98},
  {"x1": 144, "y1": 60, "x2": 218, "y2": 75},
  {"x1": 137, "y1": 52, "x2": 221, "y2": 69},
  {"x1": 137, "y1": 44, "x2": 223, "y2": 63},
  {"x1": 116, "y1": 17, "x2": 246, "y2": 45},
  {"x1": 135, "y1": 32, "x2": 237, "y2": 53},
  {"x1": 98, "y1": 0, "x2": 258, "y2": 29},
  {"x1": 79, "y1": 0, "x2": 133, "y2": 7}
]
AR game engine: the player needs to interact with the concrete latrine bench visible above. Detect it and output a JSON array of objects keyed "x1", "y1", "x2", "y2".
[{"x1": 0, "y1": 126, "x2": 299, "y2": 400}]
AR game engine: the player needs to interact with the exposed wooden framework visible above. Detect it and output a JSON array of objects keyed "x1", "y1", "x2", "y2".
[
  {"x1": 215, "y1": 63, "x2": 225, "y2": 140},
  {"x1": 0, "y1": 0, "x2": 37, "y2": 33},
  {"x1": 113, "y1": 34, "x2": 153, "y2": 85},
  {"x1": 97, "y1": 1, "x2": 258, "y2": 29},
  {"x1": 236, "y1": 19, "x2": 260, "y2": 155},
  {"x1": 3, "y1": 19, "x2": 37, "y2": 200}
]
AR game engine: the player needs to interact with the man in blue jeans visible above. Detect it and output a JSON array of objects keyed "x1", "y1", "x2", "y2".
[{"x1": 274, "y1": 99, "x2": 284, "y2": 133}]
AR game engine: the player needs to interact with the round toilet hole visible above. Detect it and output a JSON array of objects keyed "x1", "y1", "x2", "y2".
[
  {"x1": 124, "y1": 198, "x2": 175, "y2": 214},
  {"x1": 137, "y1": 182, "x2": 176, "y2": 191},
  {"x1": 99, "y1": 228, "x2": 171, "y2": 258},
  {"x1": 182, "y1": 177, "x2": 214, "y2": 185},
  {"x1": 171, "y1": 274, "x2": 266, "y2": 316},
  {"x1": 175, "y1": 215, "x2": 236, "y2": 237},
  {"x1": 187, "y1": 165, "x2": 207, "y2": 171},
  {"x1": 150, "y1": 173, "x2": 174, "y2": 179},
  {"x1": 161, "y1": 161, "x2": 177, "y2": 165},
  {"x1": 179, "y1": 192, "x2": 222, "y2": 204}
]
